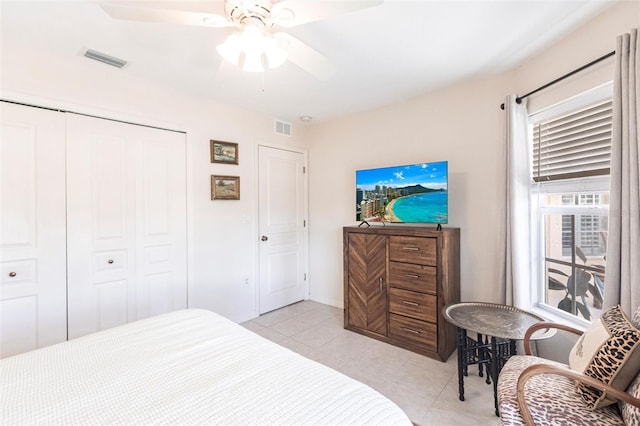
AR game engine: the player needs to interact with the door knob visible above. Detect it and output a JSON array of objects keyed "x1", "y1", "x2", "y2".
[{"x1": 261, "y1": 236, "x2": 268, "y2": 241}]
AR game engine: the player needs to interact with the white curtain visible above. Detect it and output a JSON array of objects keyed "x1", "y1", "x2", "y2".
[
  {"x1": 604, "y1": 28, "x2": 640, "y2": 314},
  {"x1": 501, "y1": 95, "x2": 532, "y2": 309}
]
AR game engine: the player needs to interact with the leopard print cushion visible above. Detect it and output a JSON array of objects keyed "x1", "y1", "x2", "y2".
[
  {"x1": 632, "y1": 307, "x2": 640, "y2": 330},
  {"x1": 619, "y1": 374, "x2": 640, "y2": 425},
  {"x1": 619, "y1": 306, "x2": 640, "y2": 425},
  {"x1": 497, "y1": 355, "x2": 624, "y2": 426},
  {"x1": 573, "y1": 305, "x2": 640, "y2": 409}
]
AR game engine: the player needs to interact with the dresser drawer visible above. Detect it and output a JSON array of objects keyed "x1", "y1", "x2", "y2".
[
  {"x1": 389, "y1": 313, "x2": 437, "y2": 350},
  {"x1": 389, "y1": 236, "x2": 436, "y2": 265},
  {"x1": 389, "y1": 261, "x2": 436, "y2": 293},
  {"x1": 389, "y1": 287, "x2": 437, "y2": 322}
]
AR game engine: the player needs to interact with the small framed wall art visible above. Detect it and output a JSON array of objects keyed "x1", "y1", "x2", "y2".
[
  {"x1": 210, "y1": 140, "x2": 239, "y2": 165},
  {"x1": 211, "y1": 175, "x2": 240, "y2": 200}
]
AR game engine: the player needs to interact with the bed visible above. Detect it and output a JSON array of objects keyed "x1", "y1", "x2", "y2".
[{"x1": 0, "y1": 308, "x2": 411, "y2": 425}]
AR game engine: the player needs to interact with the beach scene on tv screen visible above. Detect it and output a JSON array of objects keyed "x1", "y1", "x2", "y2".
[{"x1": 356, "y1": 161, "x2": 448, "y2": 224}]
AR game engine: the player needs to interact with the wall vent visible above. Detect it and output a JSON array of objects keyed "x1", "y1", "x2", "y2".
[
  {"x1": 83, "y1": 49, "x2": 127, "y2": 68},
  {"x1": 274, "y1": 119, "x2": 292, "y2": 137}
]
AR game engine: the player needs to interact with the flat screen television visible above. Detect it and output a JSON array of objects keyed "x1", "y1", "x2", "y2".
[{"x1": 355, "y1": 160, "x2": 448, "y2": 224}]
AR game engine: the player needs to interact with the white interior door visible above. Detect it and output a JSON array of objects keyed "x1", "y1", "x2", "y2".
[
  {"x1": 0, "y1": 102, "x2": 67, "y2": 358},
  {"x1": 258, "y1": 145, "x2": 307, "y2": 314},
  {"x1": 66, "y1": 114, "x2": 187, "y2": 339}
]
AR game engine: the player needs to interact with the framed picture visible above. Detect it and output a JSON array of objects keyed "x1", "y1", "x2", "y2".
[
  {"x1": 210, "y1": 140, "x2": 239, "y2": 165},
  {"x1": 211, "y1": 175, "x2": 240, "y2": 200}
]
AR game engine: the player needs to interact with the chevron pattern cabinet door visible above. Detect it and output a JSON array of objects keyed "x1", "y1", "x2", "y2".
[{"x1": 347, "y1": 233, "x2": 387, "y2": 336}]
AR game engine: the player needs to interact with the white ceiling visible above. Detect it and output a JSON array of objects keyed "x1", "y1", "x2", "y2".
[{"x1": 0, "y1": 0, "x2": 615, "y2": 124}]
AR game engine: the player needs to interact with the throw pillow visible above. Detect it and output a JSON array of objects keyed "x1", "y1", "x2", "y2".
[
  {"x1": 568, "y1": 305, "x2": 640, "y2": 409},
  {"x1": 619, "y1": 305, "x2": 640, "y2": 424}
]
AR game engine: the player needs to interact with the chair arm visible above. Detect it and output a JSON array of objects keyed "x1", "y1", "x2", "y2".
[
  {"x1": 516, "y1": 363, "x2": 640, "y2": 426},
  {"x1": 524, "y1": 322, "x2": 583, "y2": 355}
]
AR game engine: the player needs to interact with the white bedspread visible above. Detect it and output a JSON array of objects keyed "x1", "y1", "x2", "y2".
[{"x1": 0, "y1": 309, "x2": 411, "y2": 425}]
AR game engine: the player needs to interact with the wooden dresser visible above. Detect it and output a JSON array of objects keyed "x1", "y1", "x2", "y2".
[{"x1": 343, "y1": 226, "x2": 460, "y2": 361}]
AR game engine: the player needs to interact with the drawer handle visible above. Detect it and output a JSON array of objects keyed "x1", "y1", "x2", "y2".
[
  {"x1": 402, "y1": 247, "x2": 420, "y2": 251},
  {"x1": 9, "y1": 271, "x2": 17, "y2": 277},
  {"x1": 404, "y1": 274, "x2": 420, "y2": 279},
  {"x1": 402, "y1": 300, "x2": 419, "y2": 307},
  {"x1": 402, "y1": 327, "x2": 421, "y2": 335},
  {"x1": 107, "y1": 259, "x2": 114, "y2": 264}
]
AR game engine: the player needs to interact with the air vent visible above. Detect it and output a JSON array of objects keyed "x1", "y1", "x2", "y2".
[
  {"x1": 274, "y1": 119, "x2": 292, "y2": 137},
  {"x1": 83, "y1": 49, "x2": 127, "y2": 68}
]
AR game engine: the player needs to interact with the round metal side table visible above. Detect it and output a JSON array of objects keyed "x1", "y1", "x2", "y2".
[{"x1": 443, "y1": 302, "x2": 556, "y2": 416}]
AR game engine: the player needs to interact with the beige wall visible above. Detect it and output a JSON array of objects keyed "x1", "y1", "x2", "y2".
[
  {"x1": 307, "y1": 1, "x2": 638, "y2": 307},
  {"x1": 513, "y1": 0, "x2": 637, "y2": 114}
]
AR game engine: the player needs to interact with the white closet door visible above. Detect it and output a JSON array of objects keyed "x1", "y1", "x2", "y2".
[
  {"x1": 0, "y1": 102, "x2": 67, "y2": 358},
  {"x1": 66, "y1": 114, "x2": 187, "y2": 339},
  {"x1": 134, "y1": 124, "x2": 187, "y2": 319}
]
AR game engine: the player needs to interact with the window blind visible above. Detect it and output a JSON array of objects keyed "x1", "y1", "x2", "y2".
[{"x1": 532, "y1": 99, "x2": 612, "y2": 182}]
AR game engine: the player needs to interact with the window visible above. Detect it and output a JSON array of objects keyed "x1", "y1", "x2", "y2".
[
  {"x1": 561, "y1": 194, "x2": 608, "y2": 257},
  {"x1": 530, "y1": 84, "x2": 612, "y2": 323},
  {"x1": 536, "y1": 187, "x2": 608, "y2": 322}
]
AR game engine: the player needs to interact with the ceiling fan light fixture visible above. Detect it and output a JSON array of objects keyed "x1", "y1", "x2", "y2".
[
  {"x1": 239, "y1": 26, "x2": 267, "y2": 72},
  {"x1": 242, "y1": 51, "x2": 265, "y2": 73},
  {"x1": 216, "y1": 23, "x2": 288, "y2": 72},
  {"x1": 216, "y1": 32, "x2": 242, "y2": 65}
]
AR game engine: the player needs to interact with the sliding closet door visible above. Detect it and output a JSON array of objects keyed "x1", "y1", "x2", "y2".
[
  {"x1": 0, "y1": 102, "x2": 67, "y2": 358},
  {"x1": 66, "y1": 114, "x2": 187, "y2": 339}
]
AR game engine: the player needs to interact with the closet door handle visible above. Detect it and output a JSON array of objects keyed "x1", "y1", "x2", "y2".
[
  {"x1": 107, "y1": 259, "x2": 114, "y2": 264},
  {"x1": 379, "y1": 277, "x2": 384, "y2": 292},
  {"x1": 8, "y1": 272, "x2": 17, "y2": 277}
]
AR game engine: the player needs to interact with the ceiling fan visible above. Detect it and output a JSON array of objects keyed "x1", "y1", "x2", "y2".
[{"x1": 100, "y1": 1, "x2": 382, "y2": 79}]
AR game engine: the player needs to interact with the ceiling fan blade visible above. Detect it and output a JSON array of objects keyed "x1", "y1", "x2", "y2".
[
  {"x1": 100, "y1": 2, "x2": 236, "y2": 28},
  {"x1": 276, "y1": 33, "x2": 335, "y2": 80},
  {"x1": 271, "y1": 0, "x2": 382, "y2": 27}
]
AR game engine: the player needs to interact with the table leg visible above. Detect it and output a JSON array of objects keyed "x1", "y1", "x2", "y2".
[
  {"x1": 456, "y1": 327, "x2": 466, "y2": 401},
  {"x1": 482, "y1": 335, "x2": 491, "y2": 385},
  {"x1": 462, "y1": 330, "x2": 469, "y2": 377},
  {"x1": 491, "y1": 336, "x2": 499, "y2": 417},
  {"x1": 477, "y1": 333, "x2": 484, "y2": 378}
]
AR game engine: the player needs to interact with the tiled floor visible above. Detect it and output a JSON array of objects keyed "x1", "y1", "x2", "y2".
[{"x1": 241, "y1": 300, "x2": 501, "y2": 426}]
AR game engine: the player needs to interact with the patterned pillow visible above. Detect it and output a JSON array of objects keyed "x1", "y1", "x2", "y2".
[
  {"x1": 568, "y1": 305, "x2": 640, "y2": 409},
  {"x1": 619, "y1": 306, "x2": 640, "y2": 424},
  {"x1": 633, "y1": 306, "x2": 640, "y2": 329}
]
